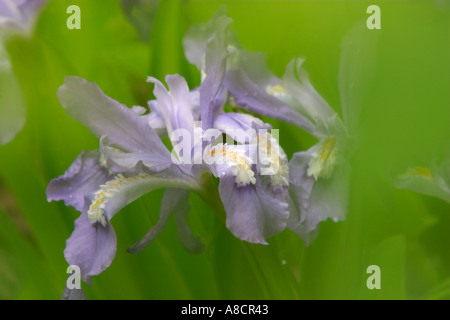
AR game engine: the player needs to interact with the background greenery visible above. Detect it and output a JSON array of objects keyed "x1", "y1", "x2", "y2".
[{"x1": 0, "y1": 0, "x2": 449, "y2": 299}]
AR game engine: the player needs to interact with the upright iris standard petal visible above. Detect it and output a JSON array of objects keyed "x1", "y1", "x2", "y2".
[
  {"x1": 199, "y1": 15, "x2": 232, "y2": 130},
  {"x1": 224, "y1": 68, "x2": 315, "y2": 134},
  {"x1": 183, "y1": 7, "x2": 235, "y2": 75},
  {"x1": 46, "y1": 150, "x2": 110, "y2": 213},
  {"x1": 218, "y1": 175, "x2": 288, "y2": 245},
  {"x1": 147, "y1": 74, "x2": 195, "y2": 137},
  {"x1": 233, "y1": 50, "x2": 282, "y2": 90},
  {"x1": 183, "y1": 9, "x2": 233, "y2": 130},
  {"x1": 282, "y1": 58, "x2": 337, "y2": 125},
  {"x1": 143, "y1": 89, "x2": 201, "y2": 137},
  {"x1": 183, "y1": 11, "x2": 218, "y2": 71},
  {"x1": 57, "y1": 76, "x2": 170, "y2": 156}
]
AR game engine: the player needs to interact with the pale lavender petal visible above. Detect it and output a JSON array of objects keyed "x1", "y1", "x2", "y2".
[
  {"x1": 283, "y1": 185, "x2": 320, "y2": 245},
  {"x1": 147, "y1": 74, "x2": 195, "y2": 136},
  {"x1": 282, "y1": 58, "x2": 336, "y2": 124},
  {"x1": 183, "y1": 10, "x2": 234, "y2": 130},
  {"x1": 147, "y1": 99, "x2": 161, "y2": 114},
  {"x1": 287, "y1": 149, "x2": 316, "y2": 245},
  {"x1": 213, "y1": 112, "x2": 271, "y2": 143},
  {"x1": 57, "y1": 76, "x2": 169, "y2": 156},
  {"x1": 306, "y1": 159, "x2": 350, "y2": 227},
  {"x1": 0, "y1": 0, "x2": 16, "y2": 19},
  {"x1": 46, "y1": 150, "x2": 110, "y2": 213},
  {"x1": 183, "y1": 7, "x2": 234, "y2": 71},
  {"x1": 314, "y1": 113, "x2": 348, "y2": 139},
  {"x1": 149, "y1": 88, "x2": 200, "y2": 119},
  {"x1": 224, "y1": 68, "x2": 316, "y2": 134},
  {"x1": 144, "y1": 89, "x2": 200, "y2": 137},
  {"x1": 236, "y1": 50, "x2": 281, "y2": 89},
  {"x1": 218, "y1": 176, "x2": 289, "y2": 244},
  {"x1": 145, "y1": 100, "x2": 167, "y2": 136},
  {"x1": 145, "y1": 112, "x2": 167, "y2": 136},
  {"x1": 199, "y1": 15, "x2": 232, "y2": 130},
  {"x1": 211, "y1": 85, "x2": 227, "y2": 117},
  {"x1": 99, "y1": 135, "x2": 172, "y2": 174},
  {"x1": 64, "y1": 212, "x2": 117, "y2": 282},
  {"x1": 87, "y1": 172, "x2": 199, "y2": 226},
  {"x1": 165, "y1": 74, "x2": 195, "y2": 132},
  {"x1": 289, "y1": 149, "x2": 351, "y2": 243},
  {"x1": 288, "y1": 151, "x2": 315, "y2": 222},
  {"x1": 189, "y1": 89, "x2": 201, "y2": 121}
]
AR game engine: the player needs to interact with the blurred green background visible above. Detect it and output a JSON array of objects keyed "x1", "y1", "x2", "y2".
[{"x1": 0, "y1": 0, "x2": 449, "y2": 300}]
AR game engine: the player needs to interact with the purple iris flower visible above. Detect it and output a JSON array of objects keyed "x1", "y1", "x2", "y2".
[
  {"x1": 227, "y1": 24, "x2": 377, "y2": 243},
  {"x1": 47, "y1": 8, "x2": 376, "y2": 300},
  {"x1": 47, "y1": 46, "x2": 291, "y2": 299},
  {"x1": 186, "y1": 12, "x2": 377, "y2": 244},
  {"x1": 46, "y1": 76, "x2": 205, "y2": 295},
  {"x1": 224, "y1": 51, "x2": 355, "y2": 245},
  {"x1": 182, "y1": 10, "x2": 298, "y2": 244},
  {"x1": 144, "y1": 74, "x2": 290, "y2": 245}
]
